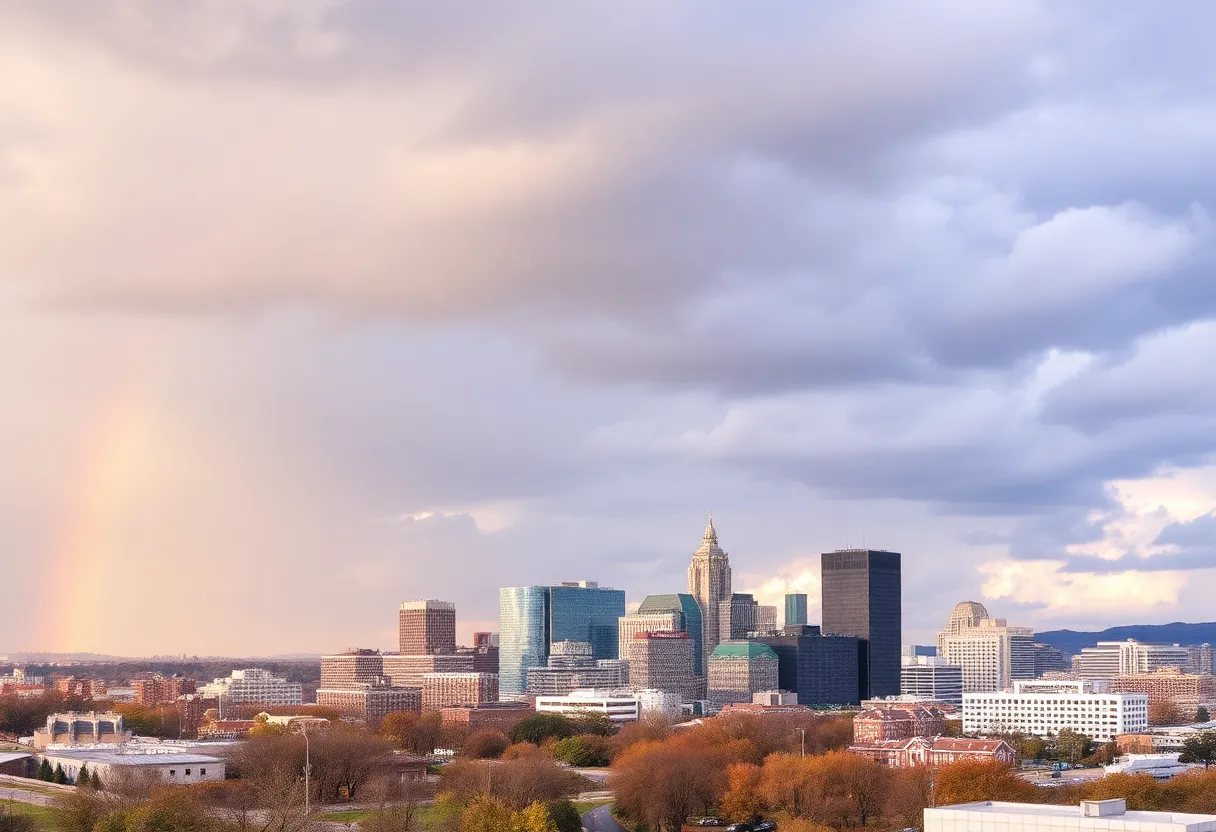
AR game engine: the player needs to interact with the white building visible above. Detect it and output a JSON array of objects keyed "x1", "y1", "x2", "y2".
[
  {"x1": 636, "y1": 689, "x2": 683, "y2": 718},
  {"x1": 618, "y1": 612, "x2": 682, "y2": 667},
  {"x1": 534, "y1": 689, "x2": 640, "y2": 723},
  {"x1": 963, "y1": 682, "x2": 1148, "y2": 741},
  {"x1": 197, "y1": 669, "x2": 302, "y2": 706},
  {"x1": 39, "y1": 749, "x2": 226, "y2": 786},
  {"x1": 1105, "y1": 753, "x2": 1202, "y2": 779},
  {"x1": 1077, "y1": 641, "x2": 1191, "y2": 679},
  {"x1": 925, "y1": 800, "x2": 1216, "y2": 832},
  {"x1": 901, "y1": 656, "x2": 964, "y2": 706},
  {"x1": 1013, "y1": 679, "x2": 1111, "y2": 694},
  {"x1": 937, "y1": 602, "x2": 1035, "y2": 693}
]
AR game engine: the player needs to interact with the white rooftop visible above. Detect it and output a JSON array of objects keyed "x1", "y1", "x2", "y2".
[
  {"x1": 928, "y1": 801, "x2": 1216, "y2": 832},
  {"x1": 40, "y1": 749, "x2": 223, "y2": 766}
]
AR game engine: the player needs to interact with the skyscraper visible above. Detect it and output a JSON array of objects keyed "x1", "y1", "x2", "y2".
[
  {"x1": 718, "y1": 593, "x2": 759, "y2": 642},
  {"x1": 636, "y1": 593, "x2": 705, "y2": 677},
  {"x1": 936, "y1": 601, "x2": 1034, "y2": 692},
  {"x1": 498, "y1": 581, "x2": 626, "y2": 697},
  {"x1": 688, "y1": 517, "x2": 732, "y2": 675},
  {"x1": 784, "y1": 593, "x2": 809, "y2": 626},
  {"x1": 398, "y1": 600, "x2": 457, "y2": 655},
  {"x1": 821, "y1": 549, "x2": 902, "y2": 698}
]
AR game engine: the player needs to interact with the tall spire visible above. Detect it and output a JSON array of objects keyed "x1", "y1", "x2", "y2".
[{"x1": 703, "y1": 514, "x2": 717, "y2": 545}]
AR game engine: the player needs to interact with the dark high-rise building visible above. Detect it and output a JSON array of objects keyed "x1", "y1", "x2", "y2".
[
  {"x1": 784, "y1": 593, "x2": 808, "y2": 627},
  {"x1": 498, "y1": 581, "x2": 626, "y2": 697},
  {"x1": 399, "y1": 600, "x2": 457, "y2": 655},
  {"x1": 718, "y1": 593, "x2": 759, "y2": 642},
  {"x1": 1033, "y1": 643, "x2": 1070, "y2": 676},
  {"x1": 821, "y1": 549, "x2": 901, "y2": 698},
  {"x1": 753, "y1": 625, "x2": 865, "y2": 706}
]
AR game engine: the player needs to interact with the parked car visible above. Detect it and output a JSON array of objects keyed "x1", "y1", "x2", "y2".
[
  {"x1": 726, "y1": 824, "x2": 754, "y2": 832},
  {"x1": 754, "y1": 822, "x2": 778, "y2": 832},
  {"x1": 695, "y1": 820, "x2": 727, "y2": 828}
]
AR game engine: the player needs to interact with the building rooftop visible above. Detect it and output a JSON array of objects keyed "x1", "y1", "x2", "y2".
[
  {"x1": 928, "y1": 801, "x2": 1216, "y2": 831},
  {"x1": 40, "y1": 750, "x2": 224, "y2": 766},
  {"x1": 711, "y1": 642, "x2": 778, "y2": 660}
]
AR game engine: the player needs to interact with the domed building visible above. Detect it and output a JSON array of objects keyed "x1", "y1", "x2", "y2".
[{"x1": 936, "y1": 601, "x2": 1034, "y2": 693}]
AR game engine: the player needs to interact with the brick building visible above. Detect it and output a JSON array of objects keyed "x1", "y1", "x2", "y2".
[
  {"x1": 848, "y1": 736, "x2": 1016, "y2": 768},
  {"x1": 321, "y1": 650, "x2": 386, "y2": 688},
  {"x1": 852, "y1": 706, "x2": 949, "y2": 744},
  {"x1": 399, "y1": 600, "x2": 457, "y2": 655},
  {"x1": 422, "y1": 673, "x2": 498, "y2": 713},
  {"x1": 629, "y1": 632, "x2": 699, "y2": 701},
  {"x1": 54, "y1": 678, "x2": 102, "y2": 699},
  {"x1": 707, "y1": 642, "x2": 780, "y2": 710},
  {"x1": 439, "y1": 701, "x2": 533, "y2": 732},
  {"x1": 1110, "y1": 670, "x2": 1216, "y2": 710},
  {"x1": 316, "y1": 685, "x2": 421, "y2": 729},
  {"x1": 133, "y1": 677, "x2": 197, "y2": 706}
]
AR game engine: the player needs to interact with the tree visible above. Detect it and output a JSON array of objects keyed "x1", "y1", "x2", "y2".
[
  {"x1": 1055, "y1": 729, "x2": 1092, "y2": 764},
  {"x1": 611, "y1": 737, "x2": 731, "y2": 831},
  {"x1": 91, "y1": 770, "x2": 103, "y2": 790},
  {"x1": 1151, "y1": 701, "x2": 1187, "y2": 727},
  {"x1": 567, "y1": 712, "x2": 613, "y2": 738},
  {"x1": 463, "y1": 729, "x2": 510, "y2": 760},
  {"x1": 383, "y1": 712, "x2": 443, "y2": 755},
  {"x1": 461, "y1": 794, "x2": 520, "y2": 832},
  {"x1": 516, "y1": 801, "x2": 560, "y2": 832},
  {"x1": 544, "y1": 800, "x2": 582, "y2": 832},
  {"x1": 53, "y1": 763, "x2": 68, "y2": 784},
  {"x1": 37, "y1": 759, "x2": 52, "y2": 781},
  {"x1": 0, "y1": 812, "x2": 36, "y2": 832},
  {"x1": 76, "y1": 762, "x2": 90, "y2": 788},
  {"x1": 1198, "y1": 706, "x2": 1211, "y2": 723},
  {"x1": 1180, "y1": 732, "x2": 1216, "y2": 769},
  {"x1": 511, "y1": 714, "x2": 574, "y2": 745},
  {"x1": 552, "y1": 736, "x2": 610, "y2": 768},
  {"x1": 934, "y1": 759, "x2": 1037, "y2": 806},
  {"x1": 720, "y1": 762, "x2": 764, "y2": 822}
]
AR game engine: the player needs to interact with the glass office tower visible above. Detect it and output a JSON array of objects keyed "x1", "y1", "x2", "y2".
[
  {"x1": 499, "y1": 581, "x2": 626, "y2": 697},
  {"x1": 784, "y1": 592, "x2": 808, "y2": 626},
  {"x1": 637, "y1": 593, "x2": 705, "y2": 676},
  {"x1": 820, "y1": 549, "x2": 902, "y2": 698}
]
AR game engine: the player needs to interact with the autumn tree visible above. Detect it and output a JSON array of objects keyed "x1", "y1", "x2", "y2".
[
  {"x1": 442, "y1": 756, "x2": 584, "y2": 810},
  {"x1": 382, "y1": 712, "x2": 444, "y2": 755},
  {"x1": 510, "y1": 714, "x2": 574, "y2": 745},
  {"x1": 934, "y1": 759, "x2": 1037, "y2": 806},
  {"x1": 611, "y1": 736, "x2": 738, "y2": 831},
  {"x1": 463, "y1": 729, "x2": 510, "y2": 759},
  {"x1": 1150, "y1": 701, "x2": 1187, "y2": 727},
  {"x1": 719, "y1": 762, "x2": 764, "y2": 822}
]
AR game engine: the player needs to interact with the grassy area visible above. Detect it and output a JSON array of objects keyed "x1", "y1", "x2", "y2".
[
  {"x1": 574, "y1": 799, "x2": 611, "y2": 815},
  {"x1": 1, "y1": 802, "x2": 62, "y2": 830},
  {"x1": 322, "y1": 805, "x2": 446, "y2": 828},
  {"x1": 0, "y1": 780, "x2": 69, "y2": 797}
]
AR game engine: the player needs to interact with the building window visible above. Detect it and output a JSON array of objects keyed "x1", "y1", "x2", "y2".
[
  {"x1": 169, "y1": 770, "x2": 176, "y2": 776},
  {"x1": 185, "y1": 769, "x2": 192, "y2": 776},
  {"x1": 200, "y1": 769, "x2": 206, "y2": 775}
]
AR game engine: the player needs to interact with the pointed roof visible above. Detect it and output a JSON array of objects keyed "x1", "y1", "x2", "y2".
[{"x1": 694, "y1": 514, "x2": 726, "y2": 558}]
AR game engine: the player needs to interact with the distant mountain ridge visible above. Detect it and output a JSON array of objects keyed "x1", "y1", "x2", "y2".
[{"x1": 1035, "y1": 622, "x2": 1216, "y2": 655}]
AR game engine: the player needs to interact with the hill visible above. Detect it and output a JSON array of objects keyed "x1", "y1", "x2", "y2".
[{"x1": 1035, "y1": 622, "x2": 1216, "y2": 655}]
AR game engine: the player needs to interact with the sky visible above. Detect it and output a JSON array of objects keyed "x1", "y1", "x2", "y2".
[{"x1": 3, "y1": 1, "x2": 1216, "y2": 657}]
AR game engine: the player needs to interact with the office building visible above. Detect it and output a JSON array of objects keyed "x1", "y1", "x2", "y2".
[
  {"x1": 757, "y1": 605, "x2": 778, "y2": 632},
  {"x1": 688, "y1": 516, "x2": 733, "y2": 678},
  {"x1": 925, "y1": 799, "x2": 1216, "y2": 832},
  {"x1": 849, "y1": 736, "x2": 1016, "y2": 768},
  {"x1": 936, "y1": 602, "x2": 1034, "y2": 693},
  {"x1": 33, "y1": 712, "x2": 133, "y2": 749},
  {"x1": 1111, "y1": 670, "x2": 1216, "y2": 710},
  {"x1": 535, "y1": 689, "x2": 641, "y2": 723},
  {"x1": 636, "y1": 688, "x2": 684, "y2": 718},
  {"x1": 1188, "y1": 645, "x2": 1214, "y2": 676},
  {"x1": 316, "y1": 685, "x2": 421, "y2": 729},
  {"x1": 525, "y1": 641, "x2": 629, "y2": 696},
  {"x1": 321, "y1": 649, "x2": 385, "y2": 688},
  {"x1": 707, "y1": 642, "x2": 780, "y2": 710},
  {"x1": 718, "y1": 593, "x2": 759, "y2": 642},
  {"x1": 637, "y1": 593, "x2": 705, "y2": 677},
  {"x1": 962, "y1": 682, "x2": 1148, "y2": 741},
  {"x1": 628, "y1": 632, "x2": 698, "y2": 701},
  {"x1": 197, "y1": 669, "x2": 302, "y2": 707},
  {"x1": 1034, "y1": 643, "x2": 1071, "y2": 676},
  {"x1": 900, "y1": 656, "x2": 964, "y2": 706},
  {"x1": 618, "y1": 611, "x2": 682, "y2": 667},
  {"x1": 382, "y1": 653, "x2": 477, "y2": 687},
  {"x1": 54, "y1": 678, "x2": 102, "y2": 699},
  {"x1": 473, "y1": 632, "x2": 500, "y2": 649},
  {"x1": 902, "y1": 645, "x2": 937, "y2": 658},
  {"x1": 422, "y1": 673, "x2": 498, "y2": 713},
  {"x1": 752, "y1": 625, "x2": 865, "y2": 706},
  {"x1": 499, "y1": 581, "x2": 626, "y2": 697},
  {"x1": 132, "y1": 676, "x2": 197, "y2": 706},
  {"x1": 784, "y1": 593, "x2": 809, "y2": 627},
  {"x1": 1077, "y1": 641, "x2": 1192, "y2": 679},
  {"x1": 398, "y1": 600, "x2": 457, "y2": 655},
  {"x1": 39, "y1": 749, "x2": 224, "y2": 786},
  {"x1": 821, "y1": 549, "x2": 901, "y2": 698}
]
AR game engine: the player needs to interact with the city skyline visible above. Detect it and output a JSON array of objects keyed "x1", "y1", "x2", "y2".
[{"x1": 5, "y1": 3, "x2": 1216, "y2": 657}]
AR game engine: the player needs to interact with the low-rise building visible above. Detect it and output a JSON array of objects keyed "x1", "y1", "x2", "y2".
[
  {"x1": 636, "y1": 689, "x2": 684, "y2": 718},
  {"x1": 848, "y1": 736, "x2": 1016, "y2": 768},
  {"x1": 963, "y1": 682, "x2": 1148, "y2": 741},
  {"x1": 197, "y1": 669, "x2": 302, "y2": 707},
  {"x1": 132, "y1": 677, "x2": 197, "y2": 706},
  {"x1": 439, "y1": 701, "x2": 533, "y2": 732},
  {"x1": 926, "y1": 800, "x2": 1216, "y2": 832},
  {"x1": 534, "y1": 690, "x2": 640, "y2": 723},
  {"x1": 33, "y1": 712, "x2": 133, "y2": 749},
  {"x1": 39, "y1": 749, "x2": 225, "y2": 786},
  {"x1": 900, "y1": 656, "x2": 963, "y2": 706},
  {"x1": 1104, "y1": 753, "x2": 1202, "y2": 779},
  {"x1": 316, "y1": 685, "x2": 421, "y2": 729},
  {"x1": 1111, "y1": 670, "x2": 1216, "y2": 710},
  {"x1": 526, "y1": 642, "x2": 630, "y2": 696}
]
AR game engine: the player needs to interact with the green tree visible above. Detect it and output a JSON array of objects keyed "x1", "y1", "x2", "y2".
[
  {"x1": 52, "y1": 763, "x2": 68, "y2": 784},
  {"x1": 552, "y1": 736, "x2": 609, "y2": 768},
  {"x1": 76, "y1": 762, "x2": 89, "y2": 788},
  {"x1": 1179, "y1": 731, "x2": 1216, "y2": 769},
  {"x1": 37, "y1": 759, "x2": 52, "y2": 781},
  {"x1": 1055, "y1": 729, "x2": 1092, "y2": 764},
  {"x1": 1197, "y1": 706, "x2": 1210, "y2": 723},
  {"x1": 90, "y1": 769, "x2": 102, "y2": 790},
  {"x1": 545, "y1": 800, "x2": 582, "y2": 832},
  {"x1": 510, "y1": 713, "x2": 574, "y2": 745}
]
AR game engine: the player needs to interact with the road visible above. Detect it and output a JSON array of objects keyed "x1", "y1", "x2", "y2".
[{"x1": 583, "y1": 802, "x2": 630, "y2": 832}]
